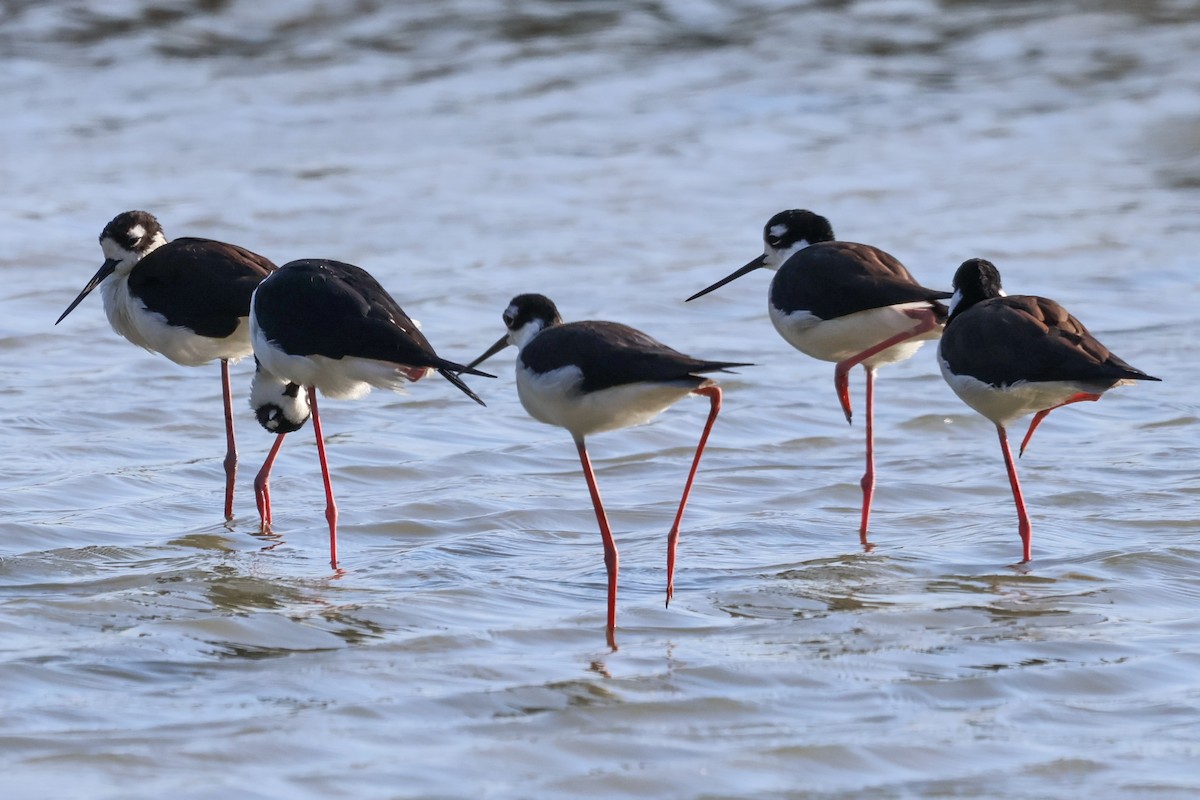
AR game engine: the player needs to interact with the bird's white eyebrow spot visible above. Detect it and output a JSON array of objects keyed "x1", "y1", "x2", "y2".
[
  {"x1": 769, "y1": 224, "x2": 788, "y2": 240},
  {"x1": 128, "y1": 224, "x2": 146, "y2": 241}
]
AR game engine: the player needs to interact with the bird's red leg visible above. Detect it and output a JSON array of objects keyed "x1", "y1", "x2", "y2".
[
  {"x1": 220, "y1": 359, "x2": 237, "y2": 520},
  {"x1": 308, "y1": 388, "x2": 339, "y2": 569},
  {"x1": 833, "y1": 307, "x2": 939, "y2": 423},
  {"x1": 997, "y1": 424, "x2": 1032, "y2": 563},
  {"x1": 254, "y1": 433, "x2": 287, "y2": 533},
  {"x1": 859, "y1": 367, "x2": 876, "y2": 549},
  {"x1": 575, "y1": 435, "x2": 619, "y2": 649},
  {"x1": 666, "y1": 385, "x2": 722, "y2": 607},
  {"x1": 1018, "y1": 393, "x2": 1103, "y2": 457}
]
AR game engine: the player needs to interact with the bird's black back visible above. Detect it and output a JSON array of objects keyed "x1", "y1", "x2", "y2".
[
  {"x1": 771, "y1": 241, "x2": 951, "y2": 320},
  {"x1": 521, "y1": 320, "x2": 750, "y2": 393},
  {"x1": 128, "y1": 238, "x2": 276, "y2": 339},
  {"x1": 940, "y1": 294, "x2": 1159, "y2": 387}
]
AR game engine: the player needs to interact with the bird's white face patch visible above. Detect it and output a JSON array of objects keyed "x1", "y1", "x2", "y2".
[
  {"x1": 508, "y1": 317, "x2": 546, "y2": 351},
  {"x1": 100, "y1": 227, "x2": 167, "y2": 273},
  {"x1": 948, "y1": 288, "x2": 964, "y2": 316},
  {"x1": 763, "y1": 231, "x2": 811, "y2": 270}
]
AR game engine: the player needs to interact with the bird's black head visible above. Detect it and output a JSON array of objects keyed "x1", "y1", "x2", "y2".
[
  {"x1": 763, "y1": 209, "x2": 836, "y2": 257},
  {"x1": 249, "y1": 359, "x2": 311, "y2": 434},
  {"x1": 100, "y1": 210, "x2": 166, "y2": 256},
  {"x1": 948, "y1": 258, "x2": 1005, "y2": 321},
  {"x1": 503, "y1": 293, "x2": 564, "y2": 333}
]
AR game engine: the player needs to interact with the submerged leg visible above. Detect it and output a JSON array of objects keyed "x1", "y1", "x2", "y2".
[
  {"x1": 834, "y1": 307, "x2": 939, "y2": 423},
  {"x1": 997, "y1": 424, "x2": 1032, "y2": 563},
  {"x1": 1019, "y1": 393, "x2": 1103, "y2": 457},
  {"x1": 575, "y1": 435, "x2": 619, "y2": 650},
  {"x1": 221, "y1": 359, "x2": 238, "y2": 520},
  {"x1": 254, "y1": 433, "x2": 288, "y2": 532},
  {"x1": 666, "y1": 385, "x2": 722, "y2": 607},
  {"x1": 308, "y1": 388, "x2": 339, "y2": 569}
]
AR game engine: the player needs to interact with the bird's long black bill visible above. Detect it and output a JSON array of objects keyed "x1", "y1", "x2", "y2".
[
  {"x1": 685, "y1": 254, "x2": 768, "y2": 302},
  {"x1": 463, "y1": 334, "x2": 511, "y2": 372},
  {"x1": 56, "y1": 259, "x2": 118, "y2": 324}
]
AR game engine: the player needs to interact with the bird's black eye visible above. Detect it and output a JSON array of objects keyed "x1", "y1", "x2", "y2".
[{"x1": 503, "y1": 313, "x2": 516, "y2": 328}]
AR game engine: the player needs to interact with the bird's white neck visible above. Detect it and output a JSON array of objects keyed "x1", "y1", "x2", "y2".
[
  {"x1": 509, "y1": 319, "x2": 547, "y2": 352},
  {"x1": 765, "y1": 238, "x2": 811, "y2": 269}
]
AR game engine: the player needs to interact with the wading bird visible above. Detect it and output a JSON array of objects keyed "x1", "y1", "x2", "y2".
[
  {"x1": 467, "y1": 293, "x2": 749, "y2": 647},
  {"x1": 938, "y1": 258, "x2": 1159, "y2": 562},
  {"x1": 249, "y1": 258, "x2": 493, "y2": 568},
  {"x1": 56, "y1": 210, "x2": 277, "y2": 520},
  {"x1": 687, "y1": 209, "x2": 949, "y2": 545}
]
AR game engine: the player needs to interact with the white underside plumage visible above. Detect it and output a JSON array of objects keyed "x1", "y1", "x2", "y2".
[
  {"x1": 937, "y1": 353, "x2": 1122, "y2": 427},
  {"x1": 250, "y1": 313, "x2": 431, "y2": 400},
  {"x1": 769, "y1": 300, "x2": 940, "y2": 367},
  {"x1": 515, "y1": 362, "x2": 695, "y2": 439},
  {"x1": 101, "y1": 276, "x2": 251, "y2": 366}
]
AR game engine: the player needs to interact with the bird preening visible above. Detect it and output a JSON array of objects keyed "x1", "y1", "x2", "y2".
[
  {"x1": 56, "y1": 209, "x2": 1160, "y2": 645},
  {"x1": 247, "y1": 258, "x2": 494, "y2": 569}
]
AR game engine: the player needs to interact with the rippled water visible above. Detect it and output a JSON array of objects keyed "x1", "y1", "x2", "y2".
[{"x1": 2, "y1": 1, "x2": 1199, "y2": 797}]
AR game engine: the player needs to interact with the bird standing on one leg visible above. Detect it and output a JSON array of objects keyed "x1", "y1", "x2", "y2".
[
  {"x1": 56, "y1": 210, "x2": 278, "y2": 520},
  {"x1": 466, "y1": 293, "x2": 749, "y2": 648},
  {"x1": 687, "y1": 209, "x2": 949, "y2": 546},
  {"x1": 937, "y1": 258, "x2": 1160, "y2": 562}
]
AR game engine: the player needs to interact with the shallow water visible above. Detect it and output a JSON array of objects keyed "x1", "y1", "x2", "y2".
[{"x1": 2, "y1": 1, "x2": 1199, "y2": 797}]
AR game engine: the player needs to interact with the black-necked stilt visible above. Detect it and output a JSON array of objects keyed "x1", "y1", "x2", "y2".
[
  {"x1": 466, "y1": 293, "x2": 750, "y2": 647},
  {"x1": 686, "y1": 209, "x2": 950, "y2": 545},
  {"x1": 248, "y1": 258, "x2": 494, "y2": 568},
  {"x1": 938, "y1": 258, "x2": 1160, "y2": 562},
  {"x1": 56, "y1": 210, "x2": 277, "y2": 520}
]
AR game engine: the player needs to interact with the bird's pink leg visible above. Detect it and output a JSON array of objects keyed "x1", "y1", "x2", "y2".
[
  {"x1": 220, "y1": 359, "x2": 237, "y2": 520},
  {"x1": 859, "y1": 367, "x2": 876, "y2": 549},
  {"x1": 254, "y1": 433, "x2": 287, "y2": 533},
  {"x1": 666, "y1": 385, "x2": 722, "y2": 607},
  {"x1": 834, "y1": 307, "x2": 939, "y2": 423},
  {"x1": 997, "y1": 424, "x2": 1032, "y2": 563},
  {"x1": 308, "y1": 388, "x2": 339, "y2": 569},
  {"x1": 1018, "y1": 393, "x2": 1103, "y2": 457},
  {"x1": 575, "y1": 435, "x2": 618, "y2": 650}
]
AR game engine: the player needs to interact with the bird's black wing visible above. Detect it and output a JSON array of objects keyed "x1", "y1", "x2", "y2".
[
  {"x1": 128, "y1": 238, "x2": 276, "y2": 338},
  {"x1": 941, "y1": 295, "x2": 1159, "y2": 387},
  {"x1": 256, "y1": 259, "x2": 490, "y2": 378},
  {"x1": 771, "y1": 241, "x2": 951, "y2": 320},
  {"x1": 523, "y1": 321, "x2": 750, "y2": 393}
]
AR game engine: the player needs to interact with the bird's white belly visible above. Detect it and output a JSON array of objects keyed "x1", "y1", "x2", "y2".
[
  {"x1": 938, "y1": 354, "x2": 1098, "y2": 427},
  {"x1": 515, "y1": 363, "x2": 692, "y2": 438},
  {"x1": 101, "y1": 277, "x2": 251, "y2": 366},
  {"x1": 250, "y1": 315, "x2": 427, "y2": 399},
  {"x1": 769, "y1": 301, "x2": 939, "y2": 367}
]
